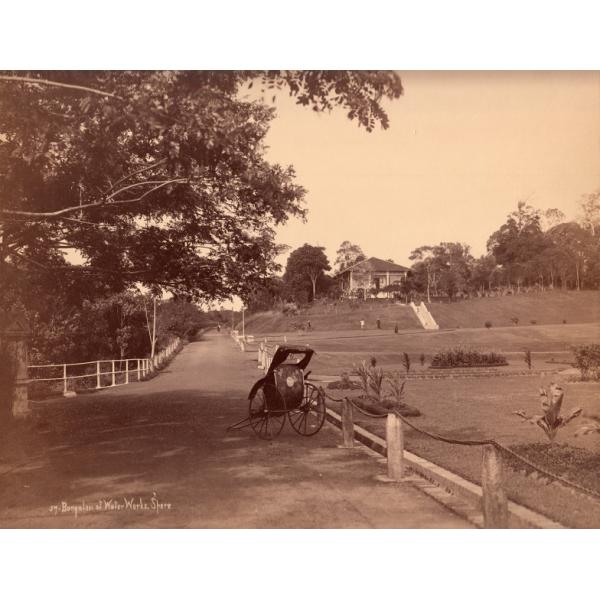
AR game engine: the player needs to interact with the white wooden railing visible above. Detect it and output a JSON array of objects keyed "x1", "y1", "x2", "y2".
[
  {"x1": 231, "y1": 330, "x2": 287, "y2": 372},
  {"x1": 257, "y1": 341, "x2": 279, "y2": 372},
  {"x1": 28, "y1": 338, "x2": 182, "y2": 396}
]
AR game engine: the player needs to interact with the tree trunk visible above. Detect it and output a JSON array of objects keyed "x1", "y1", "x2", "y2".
[
  {"x1": 151, "y1": 296, "x2": 157, "y2": 357},
  {"x1": 426, "y1": 267, "x2": 431, "y2": 303},
  {"x1": 310, "y1": 275, "x2": 317, "y2": 302}
]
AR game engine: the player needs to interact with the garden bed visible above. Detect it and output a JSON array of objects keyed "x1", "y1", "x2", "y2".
[
  {"x1": 351, "y1": 396, "x2": 422, "y2": 417},
  {"x1": 324, "y1": 375, "x2": 600, "y2": 527},
  {"x1": 504, "y1": 442, "x2": 600, "y2": 495},
  {"x1": 430, "y1": 348, "x2": 508, "y2": 368}
]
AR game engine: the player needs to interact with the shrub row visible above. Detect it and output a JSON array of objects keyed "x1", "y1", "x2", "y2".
[{"x1": 431, "y1": 347, "x2": 508, "y2": 368}]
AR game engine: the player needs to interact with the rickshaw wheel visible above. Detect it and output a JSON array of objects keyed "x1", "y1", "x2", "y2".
[
  {"x1": 249, "y1": 386, "x2": 286, "y2": 440},
  {"x1": 289, "y1": 382, "x2": 326, "y2": 436}
]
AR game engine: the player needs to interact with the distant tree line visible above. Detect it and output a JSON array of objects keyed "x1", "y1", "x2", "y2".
[
  {"x1": 246, "y1": 196, "x2": 600, "y2": 311},
  {"x1": 408, "y1": 200, "x2": 599, "y2": 301}
]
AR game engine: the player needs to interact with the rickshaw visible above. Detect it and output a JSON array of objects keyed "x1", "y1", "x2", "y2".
[{"x1": 228, "y1": 345, "x2": 326, "y2": 440}]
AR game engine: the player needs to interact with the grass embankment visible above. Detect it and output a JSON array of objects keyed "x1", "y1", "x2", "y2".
[
  {"x1": 324, "y1": 376, "x2": 600, "y2": 528},
  {"x1": 428, "y1": 290, "x2": 600, "y2": 329},
  {"x1": 241, "y1": 302, "x2": 420, "y2": 334},
  {"x1": 242, "y1": 290, "x2": 599, "y2": 334}
]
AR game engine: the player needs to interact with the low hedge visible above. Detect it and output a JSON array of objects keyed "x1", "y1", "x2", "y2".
[{"x1": 430, "y1": 347, "x2": 508, "y2": 368}]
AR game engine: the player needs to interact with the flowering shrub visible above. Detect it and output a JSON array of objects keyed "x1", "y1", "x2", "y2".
[
  {"x1": 573, "y1": 344, "x2": 600, "y2": 380},
  {"x1": 430, "y1": 347, "x2": 508, "y2": 368}
]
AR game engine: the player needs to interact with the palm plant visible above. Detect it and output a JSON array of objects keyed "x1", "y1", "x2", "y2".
[
  {"x1": 386, "y1": 371, "x2": 407, "y2": 407},
  {"x1": 353, "y1": 361, "x2": 387, "y2": 405},
  {"x1": 514, "y1": 383, "x2": 582, "y2": 442}
]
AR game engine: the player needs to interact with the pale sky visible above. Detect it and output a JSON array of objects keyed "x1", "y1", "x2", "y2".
[{"x1": 259, "y1": 71, "x2": 600, "y2": 268}]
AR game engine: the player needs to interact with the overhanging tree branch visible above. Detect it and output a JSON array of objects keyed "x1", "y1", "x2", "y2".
[
  {"x1": 108, "y1": 159, "x2": 168, "y2": 192},
  {"x1": 0, "y1": 179, "x2": 188, "y2": 220},
  {"x1": 0, "y1": 75, "x2": 123, "y2": 100}
]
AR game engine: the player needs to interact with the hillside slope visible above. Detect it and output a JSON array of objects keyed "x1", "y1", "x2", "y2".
[
  {"x1": 427, "y1": 291, "x2": 600, "y2": 329},
  {"x1": 240, "y1": 291, "x2": 600, "y2": 334},
  {"x1": 241, "y1": 302, "x2": 421, "y2": 334}
]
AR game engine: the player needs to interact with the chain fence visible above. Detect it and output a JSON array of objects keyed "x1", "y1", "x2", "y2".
[{"x1": 319, "y1": 387, "x2": 600, "y2": 502}]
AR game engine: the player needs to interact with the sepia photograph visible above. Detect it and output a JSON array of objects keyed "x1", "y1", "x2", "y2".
[
  {"x1": 1, "y1": 68, "x2": 598, "y2": 531},
  {"x1": 1, "y1": 2, "x2": 599, "y2": 597}
]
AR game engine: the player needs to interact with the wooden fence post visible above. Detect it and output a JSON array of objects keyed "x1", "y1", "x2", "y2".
[
  {"x1": 386, "y1": 412, "x2": 404, "y2": 481},
  {"x1": 341, "y1": 398, "x2": 354, "y2": 448},
  {"x1": 125, "y1": 360, "x2": 129, "y2": 384},
  {"x1": 482, "y1": 444, "x2": 509, "y2": 528},
  {"x1": 111, "y1": 360, "x2": 116, "y2": 386},
  {"x1": 96, "y1": 361, "x2": 101, "y2": 389},
  {"x1": 63, "y1": 364, "x2": 68, "y2": 395},
  {"x1": 137, "y1": 359, "x2": 141, "y2": 381}
]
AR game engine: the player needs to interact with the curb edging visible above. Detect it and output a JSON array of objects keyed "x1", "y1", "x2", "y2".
[{"x1": 324, "y1": 407, "x2": 564, "y2": 529}]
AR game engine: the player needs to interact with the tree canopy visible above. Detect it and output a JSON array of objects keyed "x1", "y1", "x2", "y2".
[
  {"x1": 334, "y1": 240, "x2": 366, "y2": 273},
  {"x1": 284, "y1": 244, "x2": 330, "y2": 303},
  {"x1": 0, "y1": 70, "x2": 403, "y2": 304}
]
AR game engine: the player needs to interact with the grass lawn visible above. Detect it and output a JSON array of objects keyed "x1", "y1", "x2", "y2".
[
  {"x1": 252, "y1": 323, "x2": 600, "y2": 376},
  {"x1": 243, "y1": 303, "x2": 419, "y2": 333},
  {"x1": 241, "y1": 318, "x2": 600, "y2": 526},
  {"x1": 324, "y1": 376, "x2": 600, "y2": 528}
]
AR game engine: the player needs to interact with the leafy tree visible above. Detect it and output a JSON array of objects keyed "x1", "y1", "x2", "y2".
[
  {"x1": 547, "y1": 222, "x2": 596, "y2": 290},
  {"x1": 245, "y1": 276, "x2": 286, "y2": 312},
  {"x1": 470, "y1": 255, "x2": 499, "y2": 293},
  {"x1": 284, "y1": 244, "x2": 330, "y2": 302},
  {"x1": 542, "y1": 208, "x2": 566, "y2": 231},
  {"x1": 156, "y1": 298, "x2": 210, "y2": 343},
  {"x1": 0, "y1": 71, "x2": 403, "y2": 304},
  {"x1": 409, "y1": 242, "x2": 473, "y2": 300},
  {"x1": 434, "y1": 242, "x2": 473, "y2": 299},
  {"x1": 318, "y1": 273, "x2": 343, "y2": 300},
  {"x1": 334, "y1": 240, "x2": 366, "y2": 273},
  {"x1": 486, "y1": 202, "x2": 549, "y2": 290},
  {"x1": 27, "y1": 291, "x2": 151, "y2": 364},
  {"x1": 579, "y1": 190, "x2": 600, "y2": 236},
  {"x1": 408, "y1": 246, "x2": 438, "y2": 302}
]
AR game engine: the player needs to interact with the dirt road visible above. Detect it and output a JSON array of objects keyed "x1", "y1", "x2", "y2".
[{"x1": 0, "y1": 334, "x2": 470, "y2": 528}]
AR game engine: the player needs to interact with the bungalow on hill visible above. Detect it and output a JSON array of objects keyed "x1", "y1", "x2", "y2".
[{"x1": 336, "y1": 257, "x2": 410, "y2": 299}]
